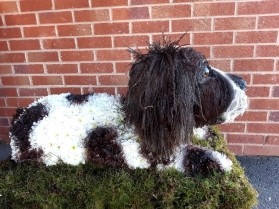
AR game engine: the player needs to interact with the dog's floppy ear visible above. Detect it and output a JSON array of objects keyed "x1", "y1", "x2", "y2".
[{"x1": 125, "y1": 42, "x2": 198, "y2": 160}]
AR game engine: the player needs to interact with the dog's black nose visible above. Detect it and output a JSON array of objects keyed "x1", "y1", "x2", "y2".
[{"x1": 227, "y1": 74, "x2": 247, "y2": 90}]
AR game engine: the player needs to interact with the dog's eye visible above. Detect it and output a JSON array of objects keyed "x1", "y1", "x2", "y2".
[{"x1": 203, "y1": 68, "x2": 210, "y2": 77}]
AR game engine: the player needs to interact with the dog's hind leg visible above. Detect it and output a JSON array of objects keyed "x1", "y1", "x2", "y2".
[{"x1": 183, "y1": 145, "x2": 232, "y2": 176}]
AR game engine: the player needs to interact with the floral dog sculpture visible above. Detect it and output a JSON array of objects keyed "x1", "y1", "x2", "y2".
[{"x1": 10, "y1": 40, "x2": 248, "y2": 175}]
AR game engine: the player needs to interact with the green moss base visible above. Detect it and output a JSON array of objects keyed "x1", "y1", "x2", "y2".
[{"x1": 0, "y1": 127, "x2": 257, "y2": 209}]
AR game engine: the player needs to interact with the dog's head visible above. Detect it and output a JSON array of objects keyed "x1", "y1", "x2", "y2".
[{"x1": 125, "y1": 40, "x2": 247, "y2": 159}]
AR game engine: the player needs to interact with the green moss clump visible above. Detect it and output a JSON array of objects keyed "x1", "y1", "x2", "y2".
[{"x1": 0, "y1": 127, "x2": 257, "y2": 209}]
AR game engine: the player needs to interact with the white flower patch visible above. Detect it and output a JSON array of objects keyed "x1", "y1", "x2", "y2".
[
  {"x1": 193, "y1": 126, "x2": 209, "y2": 140},
  {"x1": 27, "y1": 93, "x2": 125, "y2": 166},
  {"x1": 211, "y1": 151, "x2": 233, "y2": 172},
  {"x1": 120, "y1": 138, "x2": 150, "y2": 169}
]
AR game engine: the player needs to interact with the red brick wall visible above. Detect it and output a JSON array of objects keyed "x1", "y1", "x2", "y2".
[{"x1": 0, "y1": 0, "x2": 279, "y2": 156}]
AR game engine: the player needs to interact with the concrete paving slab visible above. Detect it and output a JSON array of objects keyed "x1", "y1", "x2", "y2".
[{"x1": 237, "y1": 156, "x2": 279, "y2": 209}]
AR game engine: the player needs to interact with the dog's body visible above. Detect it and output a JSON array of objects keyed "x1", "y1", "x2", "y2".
[{"x1": 10, "y1": 41, "x2": 248, "y2": 175}]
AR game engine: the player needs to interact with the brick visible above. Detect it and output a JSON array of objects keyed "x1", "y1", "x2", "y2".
[
  {"x1": 253, "y1": 74, "x2": 279, "y2": 85},
  {"x1": 80, "y1": 63, "x2": 113, "y2": 74},
  {"x1": 115, "y1": 62, "x2": 131, "y2": 73},
  {"x1": 0, "y1": 126, "x2": 10, "y2": 136},
  {"x1": 99, "y1": 75, "x2": 129, "y2": 86},
  {"x1": 1, "y1": 76, "x2": 30, "y2": 86},
  {"x1": 277, "y1": 60, "x2": 279, "y2": 71},
  {"x1": 55, "y1": 0, "x2": 88, "y2": 9},
  {"x1": 7, "y1": 98, "x2": 35, "y2": 107},
  {"x1": 193, "y1": 32, "x2": 233, "y2": 45},
  {"x1": 236, "y1": 31, "x2": 277, "y2": 44},
  {"x1": 5, "y1": 14, "x2": 36, "y2": 25},
  {"x1": 273, "y1": 87, "x2": 279, "y2": 97},
  {"x1": 47, "y1": 64, "x2": 78, "y2": 74},
  {"x1": 244, "y1": 145, "x2": 279, "y2": 156},
  {"x1": 0, "y1": 65, "x2": 12, "y2": 74},
  {"x1": 248, "y1": 123, "x2": 279, "y2": 134},
  {"x1": 234, "y1": 73, "x2": 251, "y2": 84},
  {"x1": 193, "y1": 2, "x2": 235, "y2": 16},
  {"x1": 94, "y1": 23, "x2": 129, "y2": 35},
  {"x1": 43, "y1": 38, "x2": 76, "y2": 49},
  {"x1": 84, "y1": 87, "x2": 115, "y2": 95},
  {"x1": 132, "y1": 21, "x2": 169, "y2": 33},
  {"x1": 64, "y1": 76, "x2": 97, "y2": 85},
  {"x1": 96, "y1": 50, "x2": 129, "y2": 61},
  {"x1": 227, "y1": 144, "x2": 243, "y2": 155},
  {"x1": 234, "y1": 59, "x2": 274, "y2": 72},
  {"x1": 259, "y1": 15, "x2": 279, "y2": 29},
  {"x1": 60, "y1": 51, "x2": 94, "y2": 61},
  {"x1": 131, "y1": 0, "x2": 168, "y2": 5},
  {"x1": 208, "y1": 60, "x2": 231, "y2": 71},
  {"x1": 14, "y1": 64, "x2": 44, "y2": 74},
  {"x1": 113, "y1": 7, "x2": 149, "y2": 20},
  {"x1": 0, "y1": 129, "x2": 9, "y2": 140},
  {"x1": 24, "y1": 26, "x2": 56, "y2": 37},
  {"x1": 0, "y1": 98, "x2": 5, "y2": 106},
  {"x1": 249, "y1": 99, "x2": 279, "y2": 110},
  {"x1": 0, "y1": 1, "x2": 18, "y2": 13},
  {"x1": 238, "y1": 0, "x2": 279, "y2": 15},
  {"x1": 114, "y1": 35, "x2": 149, "y2": 48},
  {"x1": 39, "y1": 11, "x2": 73, "y2": 24},
  {"x1": 32, "y1": 76, "x2": 63, "y2": 85},
  {"x1": 0, "y1": 134, "x2": 9, "y2": 143},
  {"x1": 117, "y1": 87, "x2": 128, "y2": 95},
  {"x1": 269, "y1": 112, "x2": 279, "y2": 122},
  {"x1": 78, "y1": 37, "x2": 112, "y2": 48},
  {"x1": 50, "y1": 87, "x2": 81, "y2": 95},
  {"x1": 0, "y1": 53, "x2": 25, "y2": 63},
  {"x1": 192, "y1": 46, "x2": 210, "y2": 58},
  {"x1": 10, "y1": 40, "x2": 40, "y2": 50},
  {"x1": 213, "y1": 46, "x2": 254, "y2": 58},
  {"x1": 0, "y1": 88, "x2": 18, "y2": 97},
  {"x1": 256, "y1": 45, "x2": 279, "y2": 57},
  {"x1": 227, "y1": 134, "x2": 264, "y2": 144},
  {"x1": 246, "y1": 86, "x2": 270, "y2": 97},
  {"x1": 152, "y1": 33, "x2": 190, "y2": 46},
  {"x1": 28, "y1": 52, "x2": 59, "y2": 62},
  {"x1": 58, "y1": 24, "x2": 92, "y2": 36},
  {"x1": 151, "y1": 5, "x2": 191, "y2": 18},
  {"x1": 75, "y1": 10, "x2": 110, "y2": 22},
  {"x1": 0, "y1": 41, "x2": 8, "y2": 51},
  {"x1": 214, "y1": 17, "x2": 256, "y2": 30},
  {"x1": 236, "y1": 111, "x2": 267, "y2": 122},
  {"x1": 91, "y1": 0, "x2": 127, "y2": 7},
  {"x1": 0, "y1": 118, "x2": 9, "y2": 126},
  {"x1": 0, "y1": 28, "x2": 21, "y2": 39},
  {"x1": 19, "y1": 88, "x2": 48, "y2": 97},
  {"x1": 20, "y1": 0, "x2": 52, "y2": 12},
  {"x1": 218, "y1": 123, "x2": 245, "y2": 133},
  {"x1": 172, "y1": 19, "x2": 211, "y2": 32},
  {"x1": 265, "y1": 135, "x2": 279, "y2": 145}
]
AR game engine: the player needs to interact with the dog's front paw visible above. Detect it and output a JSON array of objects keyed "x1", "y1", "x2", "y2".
[{"x1": 184, "y1": 145, "x2": 232, "y2": 176}]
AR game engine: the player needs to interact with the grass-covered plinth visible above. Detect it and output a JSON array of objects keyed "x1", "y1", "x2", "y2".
[{"x1": 0, "y1": 127, "x2": 257, "y2": 209}]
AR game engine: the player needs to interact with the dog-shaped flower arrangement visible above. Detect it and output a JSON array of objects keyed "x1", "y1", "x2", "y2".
[{"x1": 9, "y1": 39, "x2": 248, "y2": 176}]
